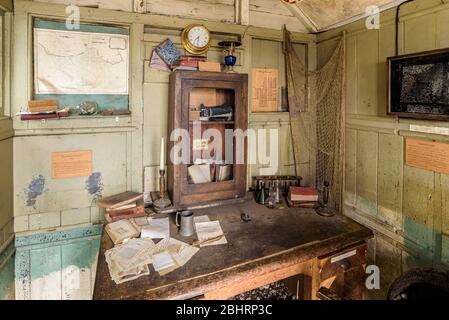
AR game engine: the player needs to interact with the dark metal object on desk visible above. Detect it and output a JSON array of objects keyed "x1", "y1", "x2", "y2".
[
  {"x1": 256, "y1": 182, "x2": 268, "y2": 205},
  {"x1": 315, "y1": 181, "x2": 336, "y2": 217},
  {"x1": 241, "y1": 212, "x2": 251, "y2": 223},
  {"x1": 153, "y1": 169, "x2": 172, "y2": 209},
  {"x1": 253, "y1": 175, "x2": 302, "y2": 196}
]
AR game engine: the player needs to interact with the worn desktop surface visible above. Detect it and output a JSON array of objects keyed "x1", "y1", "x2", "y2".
[{"x1": 94, "y1": 198, "x2": 372, "y2": 300}]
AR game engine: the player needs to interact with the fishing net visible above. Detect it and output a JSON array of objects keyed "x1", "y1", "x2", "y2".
[{"x1": 283, "y1": 28, "x2": 346, "y2": 211}]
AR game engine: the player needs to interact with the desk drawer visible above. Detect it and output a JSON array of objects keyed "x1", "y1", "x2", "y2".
[{"x1": 318, "y1": 243, "x2": 367, "y2": 300}]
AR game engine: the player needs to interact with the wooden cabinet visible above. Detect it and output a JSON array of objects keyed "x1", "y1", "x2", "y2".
[{"x1": 167, "y1": 71, "x2": 248, "y2": 207}]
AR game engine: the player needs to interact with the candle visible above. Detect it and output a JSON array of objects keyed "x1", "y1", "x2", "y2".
[{"x1": 160, "y1": 137, "x2": 165, "y2": 170}]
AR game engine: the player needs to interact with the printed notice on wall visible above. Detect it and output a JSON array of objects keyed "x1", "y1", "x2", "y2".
[
  {"x1": 406, "y1": 139, "x2": 449, "y2": 174},
  {"x1": 52, "y1": 151, "x2": 93, "y2": 179},
  {"x1": 251, "y1": 68, "x2": 278, "y2": 112}
]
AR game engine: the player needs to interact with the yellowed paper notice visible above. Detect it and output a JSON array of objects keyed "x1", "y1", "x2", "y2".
[
  {"x1": 406, "y1": 139, "x2": 449, "y2": 174},
  {"x1": 52, "y1": 150, "x2": 93, "y2": 179},
  {"x1": 251, "y1": 68, "x2": 278, "y2": 112}
]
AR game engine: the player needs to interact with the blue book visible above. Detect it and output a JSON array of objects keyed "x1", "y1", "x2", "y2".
[{"x1": 155, "y1": 38, "x2": 181, "y2": 67}]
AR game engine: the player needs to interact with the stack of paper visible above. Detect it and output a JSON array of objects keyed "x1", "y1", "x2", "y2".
[
  {"x1": 141, "y1": 217, "x2": 170, "y2": 239},
  {"x1": 105, "y1": 238, "x2": 157, "y2": 284},
  {"x1": 152, "y1": 238, "x2": 199, "y2": 276},
  {"x1": 104, "y1": 219, "x2": 140, "y2": 245},
  {"x1": 195, "y1": 221, "x2": 227, "y2": 247}
]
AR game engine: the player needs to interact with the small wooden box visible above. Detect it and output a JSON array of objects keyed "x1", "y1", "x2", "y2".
[{"x1": 198, "y1": 61, "x2": 221, "y2": 72}]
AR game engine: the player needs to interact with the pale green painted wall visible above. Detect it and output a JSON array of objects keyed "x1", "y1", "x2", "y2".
[
  {"x1": 318, "y1": 0, "x2": 449, "y2": 294},
  {"x1": 11, "y1": 1, "x2": 315, "y2": 234}
]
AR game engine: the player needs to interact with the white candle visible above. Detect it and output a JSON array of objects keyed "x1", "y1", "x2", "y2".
[{"x1": 160, "y1": 137, "x2": 165, "y2": 170}]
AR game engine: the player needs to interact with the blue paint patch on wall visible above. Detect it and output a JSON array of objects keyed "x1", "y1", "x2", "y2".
[
  {"x1": 24, "y1": 175, "x2": 47, "y2": 208},
  {"x1": 85, "y1": 172, "x2": 104, "y2": 201}
]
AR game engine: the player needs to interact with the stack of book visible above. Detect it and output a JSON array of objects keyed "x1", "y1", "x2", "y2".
[
  {"x1": 18, "y1": 100, "x2": 70, "y2": 120},
  {"x1": 288, "y1": 186, "x2": 319, "y2": 208},
  {"x1": 172, "y1": 55, "x2": 207, "y2": 71},
  {"x1": 97, "y1": 191, "x2": 145, "y2": 222}
]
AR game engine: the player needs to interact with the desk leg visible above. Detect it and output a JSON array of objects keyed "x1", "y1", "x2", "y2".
[{"x1": 302, "y1": 258, "x2": 320, "y2": 300}]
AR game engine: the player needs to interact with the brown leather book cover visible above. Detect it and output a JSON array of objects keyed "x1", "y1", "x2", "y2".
[
  {"x1": 109, "y1": 207, "x2": 145, "y2": 222},
  {"x1": 97, "y1": 191, "x2": 143, "y2": 209},
  {"x1": 108, "y1": 205, "x2": 145, "y2": 219}
]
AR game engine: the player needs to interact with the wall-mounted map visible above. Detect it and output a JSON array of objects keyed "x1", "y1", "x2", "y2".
[
  {"x1": 388, "y1": 49, "x2": 449, "y2": 120},
  {"x1": 33, "y1": 20, "x2": 129, "y2": 110}
]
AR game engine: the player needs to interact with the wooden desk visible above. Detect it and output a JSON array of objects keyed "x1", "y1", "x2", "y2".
[{"x1": 93, "y1": 199, "x2": 373, "y2": 300}]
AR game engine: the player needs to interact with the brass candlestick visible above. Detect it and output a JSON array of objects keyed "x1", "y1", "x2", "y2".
[{"x1": 153, "y1": 169, "x2": 171, "y2": 209}]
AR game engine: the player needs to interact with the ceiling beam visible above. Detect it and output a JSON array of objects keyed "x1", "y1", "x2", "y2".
[{"x1": 280, "y1": 0, "x2": 318, "y2": 33}]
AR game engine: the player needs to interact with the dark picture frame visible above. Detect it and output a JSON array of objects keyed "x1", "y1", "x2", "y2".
[{"x1": 387, "y1": 48, "x2": 449, "y2": 120}]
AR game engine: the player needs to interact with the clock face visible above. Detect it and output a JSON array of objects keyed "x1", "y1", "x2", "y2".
[{"x1": 187, "y1": 26, "x2": 210, "y2": 49}]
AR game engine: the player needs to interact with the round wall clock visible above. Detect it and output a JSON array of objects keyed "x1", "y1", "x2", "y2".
[{"x1": 181, "y1": 24, "x2": 211, "y2": 55}]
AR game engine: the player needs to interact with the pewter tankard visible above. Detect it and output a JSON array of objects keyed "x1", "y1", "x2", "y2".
[{"x1": 176, "y1": 210, "x2": 194, "y2": 237}]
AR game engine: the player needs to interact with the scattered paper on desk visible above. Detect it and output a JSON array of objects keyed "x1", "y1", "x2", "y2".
[
  {"x1": 166, "y1": 238, "x2": 199, "y2": 267},
  {"x1": 141, "y1": 217, "x2": 169, "y2": 239},
  {"x1": 105, "y1": 238, "x2": 156, "y2": 284},
  {"x1": 133, "y1": 216, "x2": 151, "y2": 227},
  {"x1": 153, "y1": 251, "x2": 175, "y2": 272},
  {"x1": 195, "y1": 221, "x2": 227, "y2": 247},
  {"x1": 194, "y1": 215, "x2": 210, "y2": 224}
]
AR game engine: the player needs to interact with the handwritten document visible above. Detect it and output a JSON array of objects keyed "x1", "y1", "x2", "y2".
[
  {"x1": 251, "y1": 68, "x2": 278, "y2": 112},
  {"x1": 406, "y1": 138, "x2": 449, "y2": 174},
  {"x1": 52, "y1": 150, "x2": 92, "y2": 179}
]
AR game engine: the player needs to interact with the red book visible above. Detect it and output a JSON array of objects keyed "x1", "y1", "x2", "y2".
[
  {"x1": 180, "y1": 60, "x2": 200, "y2": 68},
  {"x1": 107, "y1": 206, "x2": 145, "y2": 222},
  {"x1": 21, "y1": 112, "x2": 69, "y2": 121},
  {"x1": 289, "y1": 187, "x2": 318, "y2": 202},
  {"x1": 180, "y1": 55, "x2": 207, "y2": 62}
]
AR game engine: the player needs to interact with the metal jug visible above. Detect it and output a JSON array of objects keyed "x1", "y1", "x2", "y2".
[{"x1": 176, "y1": 210, "x2": 195, "y2": 237}]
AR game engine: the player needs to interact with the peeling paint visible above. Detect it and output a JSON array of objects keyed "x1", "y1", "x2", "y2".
[
  {"x1": 85, "y1": 172, "x2": 103, "y2": 201},
  {"x1": 24, "y1": 175, "x2": 47, "y2": 208}
]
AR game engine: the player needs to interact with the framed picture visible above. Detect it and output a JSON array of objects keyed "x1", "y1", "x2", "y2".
[{"x1": 387, "y1": 48, "x2": 449, "y2": 120}]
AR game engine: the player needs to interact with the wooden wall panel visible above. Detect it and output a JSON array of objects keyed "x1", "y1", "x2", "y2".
[
  {"x1": 14, "y1": 133, "x2": 128, "y2": 216},
  {"x1": 318, "y1": 2, "x2": 449, "y2": 288},
  {"x1": 356, "y1": 130, "x2": 378, "y2": 216},
  {"x1": 0, "y1": 138, "x2": 13, "y2": 246},
  {"x1": 436, "y1": 9, "x2": 449, "y2": 49},
  {"x1": 356, "y1": 30, "x2": 378, "y2": 116},
  {"x1": 249, "y1": 0, "x2": 308, "y2": 33},
  {"x1": 146, "y1": 0, "x2": 235, "y2": 23},
  {"x1": 403, "y1": 14, "x2": 436, "y2": 54},
  {"x1": 345, "y1": 129, "x2": 357, "y2": 205},
  {"x1": 403, "y1": 165, "x2": 434, "y2": 250},
  {"x1": 345, "y1": 35, "x2": 357, "y2": 115},
  {"x1": 441, "y1": 174, "x2": 449, "y2": 236},
  {"x1": 377, "y1": 23, "x2": 395, "y2": 117},
  {"x1": 377, "y1": 133, "x2": 403, "y2": 231}
]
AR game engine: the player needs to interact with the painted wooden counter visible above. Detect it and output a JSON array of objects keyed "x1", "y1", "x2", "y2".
[{"x1": 93, "y1": 199, "x2": 373, "y2": 300}]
